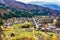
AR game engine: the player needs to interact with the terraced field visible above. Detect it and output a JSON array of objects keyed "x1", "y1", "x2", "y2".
[
  {"x1": 0, "y1": 23, "x2": 60, "y2": 40},
  {"x1": 2, "y1": 28, "x2": 58, "y2": 40}
]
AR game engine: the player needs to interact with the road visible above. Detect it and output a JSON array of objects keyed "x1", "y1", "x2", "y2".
[{"x1": 32, "y1": 17, "x2": 39, "y2": 29}]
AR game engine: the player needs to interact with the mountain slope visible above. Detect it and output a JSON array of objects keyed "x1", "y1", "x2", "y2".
[
  {"x1": 29, "y1": 1, "x2": 60, "y2": 10},
  {"x1": 44, "y1": 4, "x2": 60, "y2": 10},
  {"x1": 0, "y1": 0, "x2": 60, "y2": 18},
  {"x1": 0, "y1": 0, "x2": 6, "y2": 4},
  {"x1": 0, "y1": 3, "x2": 33, "y2": 19},
  {"x1": 3, "y1": 0, "x2": 59, "y2": 11}
]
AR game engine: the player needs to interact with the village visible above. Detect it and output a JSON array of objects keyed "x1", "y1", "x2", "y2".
[
  {"x1": 3, "y1": 16, "x2": 60, "y2": 31},
  {"x1": 0, "y1": 16, "x2": 60, "y2": 40}
]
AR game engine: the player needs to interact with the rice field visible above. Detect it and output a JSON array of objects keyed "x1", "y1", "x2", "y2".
[{"x1": 0, "y1": 23, "x2": 60, "y2": 40}]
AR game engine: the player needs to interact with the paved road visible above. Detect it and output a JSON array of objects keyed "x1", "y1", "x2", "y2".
[{"x1": 32, "y1": 17, "x2": 39, "y2": 29}]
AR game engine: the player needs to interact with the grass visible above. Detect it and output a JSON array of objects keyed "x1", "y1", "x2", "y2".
[
  {"x1": 3, "y1": 28, "x2": 58, "y2": 40},
  {"x1": 2, "y1": 23, "x2": 60, "y2": 40},
  {"x1": 3, "y1": 27, "x2": 35, "y2": 40}
]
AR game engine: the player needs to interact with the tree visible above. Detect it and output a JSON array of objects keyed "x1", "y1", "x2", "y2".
[
  {"x1": 0, "y1": 18, "x2": 5, "y2": 40},
  {"x1": 0, "y1": 18, "x2": 4, "y2": 26},
  {"x1": 0, "y1": 14, "x2": 2, "y2": 18},
  {"x1": 55, "y1": 17, "x2": 60, "y2": 28}
]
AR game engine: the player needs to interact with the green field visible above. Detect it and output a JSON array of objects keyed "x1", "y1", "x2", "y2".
[{"x1": 1, "y1": 23, "x2": 60, "y2": 40}]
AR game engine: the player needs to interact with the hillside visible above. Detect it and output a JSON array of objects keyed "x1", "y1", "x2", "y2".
[
  {"x1": 29, "y1": 1, "x2": 60, "y2": 10},
  {"x1": 0, "y1": 3, "x2": 33, "y2": 19},
  {"x1": 0, "y1": 0, "x2": 60, "y2": 19}
]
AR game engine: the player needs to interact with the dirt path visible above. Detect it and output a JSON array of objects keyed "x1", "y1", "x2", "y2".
[{"x1": 35, "y1": 33, "x2": 45, "y2": 40}]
